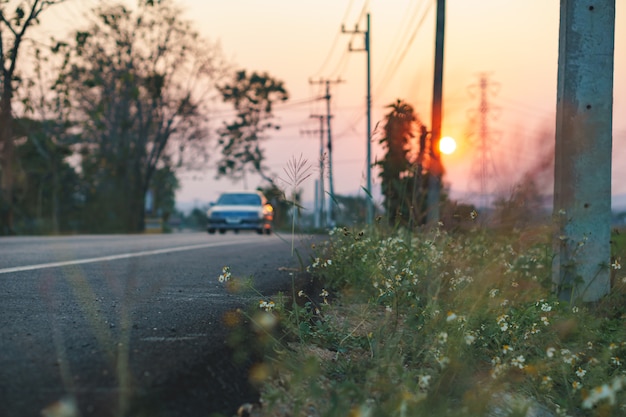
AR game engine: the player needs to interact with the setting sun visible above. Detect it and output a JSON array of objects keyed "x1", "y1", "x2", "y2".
[{"x1": 439, "y1": 136, "x2": 457, "y2": 155}]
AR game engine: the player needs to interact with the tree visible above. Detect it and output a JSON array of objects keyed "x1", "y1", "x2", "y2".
[
  {"x1": 376, "y1": 99, "x2": 428, "y2": 227},
  {"x1": 53, "y1": 1, "x2": 227, "y2": 232},
  {"x1": 148, "y1": 165, "x2": 179, "y2": 225},
  {"x1": 13, "y1": 40, "x2": 81, "y2": 234},
  {"x1": 13, "y1": 118, "x2": 81, "y2": 234},
  {"x1": 216, "y1": 70, "x2": 288, "y2": 185},
  {"x1": 0, "y1": 0, "x2": 67, "y2": 234}
]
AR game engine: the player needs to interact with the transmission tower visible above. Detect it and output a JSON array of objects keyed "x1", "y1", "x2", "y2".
[{"x1": 468, "y1": 73, "x2": 500, "y2": 209}]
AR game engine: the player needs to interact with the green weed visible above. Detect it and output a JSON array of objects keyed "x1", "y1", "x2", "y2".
[{"x1": 219, "y1": 226, "x2": 626, "y2": 417}]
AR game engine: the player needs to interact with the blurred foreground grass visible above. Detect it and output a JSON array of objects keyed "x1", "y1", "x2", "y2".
[{"x1": 222, "y1": 224, "x2": 626, "y2": 417}]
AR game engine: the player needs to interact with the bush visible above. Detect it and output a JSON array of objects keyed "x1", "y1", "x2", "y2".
[{"x1": 220, "y1": 225, "x2": 626, "y2": 417}]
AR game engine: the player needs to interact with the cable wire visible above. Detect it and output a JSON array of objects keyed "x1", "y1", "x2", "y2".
[
  {"x1": 374, "y1": 1, "x2": 433, "y2": 98},
  {"x1": 374, "y1": 0, "x2": 425, "y2": 90},
  {"x1": 310, "y1": 0, "x2": 357, "y2": 78}
]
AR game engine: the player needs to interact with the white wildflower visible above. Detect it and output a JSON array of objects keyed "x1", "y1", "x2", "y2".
[
  {"x1": 436, "y1": 355, "x2": 450, "y2": 368},
  {"x1": 218, "y1": 266, "x2": 232, "y2": 283},
  {"x1": 259, "y1": 300, "x2": 275, "y2": 312},
  {"x1": 511, "y1": 355, "x2": 526, "y2": 369},
  {"x1": 464, "y1": 333, "x2": 476, "y2": 346},
  {"x1": 418, "y1": 375, "x2": 431, "y2": 390},
  {"x1": 612, "y1": 259, "x2": 621, "y2": 270},
  {"x1": 446, "y1": 311, "x2": 457, "y2": 322},
  {"x1": 582, "y1": 381, "x2": 620, "y2": 409}
]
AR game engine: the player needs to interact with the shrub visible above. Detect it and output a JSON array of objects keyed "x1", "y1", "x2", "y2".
[{"x1": 221, "y1": 225, "x2": 626, "y2": 417}]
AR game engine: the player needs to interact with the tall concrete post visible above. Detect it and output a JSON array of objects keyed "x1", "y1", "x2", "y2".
[
  {"x1": 364, "y1": 13, "x2": 373, "y2": 225},
  {"x1": 310, "y1": 115, "x2": 326, "y2": 228},
  {"x1": 342, "y1": 14, "x2": 372, "y2": 224},
  {"x1": 426, "y1": 0, "x2": 445, "y2": 226},
  {"x1": 553, "y1": 0, "x2": 615, "y2": 302}
]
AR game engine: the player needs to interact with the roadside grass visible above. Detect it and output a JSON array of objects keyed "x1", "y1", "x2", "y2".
[
  {"x1": 612, "y1": 228, "x2": 626, "y2": 263},
  {"x1": 219, "y1": 224, "x2": 626, "y2": 417}
]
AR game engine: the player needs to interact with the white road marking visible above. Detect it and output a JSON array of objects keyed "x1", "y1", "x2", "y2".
[
  {"x1": 0, "y1": 241, "x2": 244, "y2": 274},
  {"x1": 141, "y1": 336, "x2": 205, "y2": 342}
]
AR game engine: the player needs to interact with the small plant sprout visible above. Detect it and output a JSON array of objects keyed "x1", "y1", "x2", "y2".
[{"x1": 279, "y1": 154, "x2": 313, "y2": 254}]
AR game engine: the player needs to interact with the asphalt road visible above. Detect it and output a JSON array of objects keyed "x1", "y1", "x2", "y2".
[{"x1": 0, "y1": 232, "x2": 321, "y2": 417}]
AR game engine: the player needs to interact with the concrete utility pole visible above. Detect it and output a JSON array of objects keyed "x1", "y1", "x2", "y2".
[
  {"x1": 343, "y1": 13, "x2": 373, "y2": 224},
  {"x1": 553, "y1": 0, "x2": 615, "y2": 302},
  {"x1": 303, "y1": 116, "x2": 326, "y2": 228},
  {"x1": 426, "y1": 0, "x2": 445, "y2": 226},
  {"x1": 310, "y1": 78, "x2": 343, "y2": 227}
]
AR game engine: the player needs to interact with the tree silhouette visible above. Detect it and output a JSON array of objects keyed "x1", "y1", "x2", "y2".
[
  {"x1": 216, "y1": 70, "x2": 288, "y2": 185},
  {"x1": 377, "y1": 99, "x2": 428, "y2": 227},
  {"x1": 0, "y1": 0, "x2": 68, "y2": 234},
  {"x1": 53, "y1": 1, "x2": 226, "y2": 232}
]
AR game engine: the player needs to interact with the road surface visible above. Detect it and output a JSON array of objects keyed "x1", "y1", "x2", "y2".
[{"x1": 0, "y1": 232, "x2": 320, "y2": 417}]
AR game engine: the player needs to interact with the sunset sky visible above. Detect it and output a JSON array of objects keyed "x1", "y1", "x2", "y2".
[{"x1": 46, "y1": 1, "x2": 626, "y2": 210}]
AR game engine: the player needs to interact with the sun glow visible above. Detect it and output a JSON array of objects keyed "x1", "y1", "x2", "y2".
[{"x1": 439, "y1": 136, "x2": 457, "y2": 155}]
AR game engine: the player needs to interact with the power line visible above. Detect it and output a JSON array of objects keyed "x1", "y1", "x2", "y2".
[
  {"x1": 207, "y1": 95, "x2": 323, "y2": 119},
  {"x1": 310, "y1": 0, "x2": 358, "y2": 78},
  {"x1": 327, "y1": 50, "x2": 352, "y2": 80},
  {"x1": 332, "y1": 1, "x2": 433, "y2": 159},
  {"x1": 274, "y1": 96, "x2": 324, "y2": 109},
  {"x1": 356, "y1": 0, "x2": 370, "y2": 25},
  {"x1": 374, "y1": 1, "x2": 433, "y2": 98}
]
